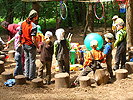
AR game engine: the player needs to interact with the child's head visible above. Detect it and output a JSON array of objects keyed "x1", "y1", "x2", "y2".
[
  {"x1": 1, "y1": 21, "x2": 9, "y2": 30},
  {"x1": 90, "y1": 40, "x2": 98, "y2": 50},
  {"x1": 55, "y1": 28, "x2": 65, "y2": 41},
  {"x1": 116, "y1": 21, "x2": 124, "y2": 31},
  {"x1": 45, "y1": 31, "x2": 53, "y2": 44},
  {"x1": 104, "y1": 33, "x2": 114, "y2": 43}
]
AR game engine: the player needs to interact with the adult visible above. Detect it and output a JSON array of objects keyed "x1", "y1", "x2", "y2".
[
  {"x1": 1, "y1": 21, "x2": 20, "y2": 41},
  {"x1": 18, "y1": 9, "x2": 39, "y2": 81}
]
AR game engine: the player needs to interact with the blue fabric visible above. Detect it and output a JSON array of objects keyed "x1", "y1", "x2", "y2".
[
  {"x1": 23, "y1": 44, "x2": 36, "y2": 80},
  {"x1": 4, "y1": 79, "x2": 15, "y2": 87},
  {"x1": 130, "y1": 58, "x2": 133, "y2": 62},
  {"x1": 104, "y1": 43, "x2": 112, "y2": 55}
]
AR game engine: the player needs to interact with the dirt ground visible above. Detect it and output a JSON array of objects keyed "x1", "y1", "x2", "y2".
[{"x1": 0, "y1": 27, "x2": 133, "y2": 100}]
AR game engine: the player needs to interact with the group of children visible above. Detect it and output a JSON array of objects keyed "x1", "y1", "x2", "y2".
[{"x1": 0, "y1": 16, "x2": 127, "y2": 86}]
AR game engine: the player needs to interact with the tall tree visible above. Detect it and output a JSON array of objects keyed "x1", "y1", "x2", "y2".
[{"x1": 126, "y1": 1, "x2": 133, "y2": 47}]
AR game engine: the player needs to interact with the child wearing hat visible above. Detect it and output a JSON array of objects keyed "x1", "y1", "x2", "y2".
[
  {"x1": 103, "y1": 33, "x2": 114, "y2": 78},
  {"x1": 113, "y1": 21, "x2": 127, "y2": 71},
  {"x1": 54, "y1": 28, "x2": 72, "y2": 74},
  {"x1": 72, "y1": 40, "x2": 105, "y2": 86},
  {"x1": 38, "y1": 31, "x2": 54, "y2": 85}
]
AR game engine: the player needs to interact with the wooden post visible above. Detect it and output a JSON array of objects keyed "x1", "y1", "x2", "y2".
[
  {"x1": 94, "y1": 69, "x2": 109, "y2": 85},
  {"x1": 55, "y1": 73, "x2": 70, "y2": 88},
  {"x1": 125, "y1": 62, "x2": 133, "y2": 74},
  {"x1": 0, "y1": 61, "x2": 5, "y2": 74},
  {"x1": 15, "y1": 75, "x2": 26, "y2": 85},
  {"x1": 31, "y1": 78, "x2": 43, "y2": 88},
  {"x1": 1, "y1": 71, "x2": 14, "y2": 82},
  {"x1": 79, "y1": 76, "x2": 91, "y2": 88},
  {"x1": 115, "y1": 69, "x2": 128, "y2": 81},
  {"x1": 8, "y1": 50, "x2": 15, "y2": 60},
  {"x1": 0, "y1": 55, "x2": 5, "y2": 62}
]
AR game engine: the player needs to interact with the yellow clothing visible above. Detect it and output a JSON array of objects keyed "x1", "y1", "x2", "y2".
[
  {"x1": 36, "y1": 32, "x2": 44, "y2": 44},
  {"x1": 84, "y1": 49, "x2": 105, "y2": 67}
]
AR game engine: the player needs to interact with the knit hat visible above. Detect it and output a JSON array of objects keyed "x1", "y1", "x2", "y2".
[
  {"x1": 112, "y1": 15, "x2": 118, "y2": 20},
  {"x1": 104, "y1": 33, "x2": 114, "y2": 40},
  {"x1": 55, "y1": 28, "x2": 65, "y2": 41},
  {"x1": 28, "y1": 9, "x2": 38, "y2": 19},
  {"x1": 116, "y1": 21, "x2": 125, "y2": 26},
  {"x1": 90, "y1": 40, "x2": 98, "y2": 48},
  {"x1": 45, "y1": 31, "x2": 53, "y2": 38}
]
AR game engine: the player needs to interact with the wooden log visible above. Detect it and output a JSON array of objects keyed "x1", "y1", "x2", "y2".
[
  {"x1": 0, "y1": 55, "x2": 5, "y2": 62},
  {"x1": 125, "y1": 62, "x2": 133, "y2": 74},
  {"x1": 55, "y1": 73, "x2": 70, "y2": 88},
  {"x1": 127, "y1": 51, "x2": 133, "y2": 61},
  {"x1": 79, "y1": 76, "x2": 91, "y2": 88},
  {"x1": 31, "y1": 78, "x2": 43, "y2": 88},
  {"x1": 0, "y1": 60, "x2": 5, "y2": 74},
  {"x1": 94, "y1": 69, "x2": 109, "y2": 85},
  {"x1": 1, "y1": 71, "x2": 14, "y2": 82},
  {"x1": 15, "y1": 75, "x2": 26, "y2": 85},
  {"x1": 115, "y1": 69, "x2": 128, "y2": 80},
  {"x1": 8, "y1": 50, "x2": 15, "y2": 60}
]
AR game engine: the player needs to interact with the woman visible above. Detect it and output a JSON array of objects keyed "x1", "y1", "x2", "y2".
[
  {"x1": 18, "y1": 9, "x2": 39, "y2": 81},
  {"x1": 1, "y1": 21, "x2": 20, "y2": 41}
]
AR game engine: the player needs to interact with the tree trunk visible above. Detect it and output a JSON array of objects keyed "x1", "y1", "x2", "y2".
[
  {"x1": 72, "y1": 1, "x2": 78, "y2": 26},
  {"x1": 103, "y1": 2, "x2": 107, "y2": 32},
  {"x1": 83, "y1": 3, "x2": 89, "y2": 39},
  {"x1": 82, "y1": 3, "x2": 86, "y2": 27},
  {"x1": 126, "y1": 1, "x2": 133, "y2": 47},
  {"x1": 66, "y1": 2, "x2": 72, "y2": 27},
  {"x1": 32, "y1": 2, "x2": 40, "y2": 24},
  {"x1": 88, "y1": 2, "x2": 94, "y2": 32},
  {"x1": 6, "y1": 0, "x2": 13, "y2": 24}
]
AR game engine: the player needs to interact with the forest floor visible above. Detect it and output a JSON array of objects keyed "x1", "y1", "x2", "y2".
[{"x1": 0, "y1": 27, "x2": 133, "y2": 100}]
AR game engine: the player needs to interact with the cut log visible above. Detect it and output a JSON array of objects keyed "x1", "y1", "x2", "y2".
[
  {"x1": 115, "y1": 69, "x2": 128, "y2": 80},
  {"x1": 55, "y1": 73, "x2": 70, "y2": 88},
  {"x1": 125, "y1": 62, "x2": 133, "y2": 74},
  {"x1": 8, "y1": 50, "x2": 15, "y2": 60},
  {"x1": 79, "y1": 76, "x2": 91, "y2": 88},
  {"x1": 94, "y1": 69, "x2": 109, "y2": 85},
  {"x1": 1, "y1": 71, "x2": 14, "y2": 82},
  {"x1": 15, "y1": 75, "x2": 26, "y2": 85},
  {"x1": 31, "y1": 78, "x2": 43, "y2": 88},
  {"x1": 0, "y1": 60, "x2": 5, "y2": 74},
  {"x1": 0, "y1": 55, "x2": 5, "y2": 62}
]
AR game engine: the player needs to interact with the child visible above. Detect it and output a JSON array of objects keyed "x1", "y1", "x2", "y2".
[
  {"x1": 103, "y1": 33, "x2": 114, "y2": 78},
  {"x1": 1, "y1": 21, "x2": 20, "y2": 41},
  {"x1": 54, "y1": 28, "x2": 72, "y2": 74},
  {"x1": 73, "y1": 40, "x2": 105, "y2": 86},
  {"x1": 6, "y1": 32, "x2": 23, "y2": 76},
  {"x1": 113, "y1": 21, "x2": 127, "y2": 71},
  {"x1": 38, "y1": 31, "x2": 54, "y2": 85}
]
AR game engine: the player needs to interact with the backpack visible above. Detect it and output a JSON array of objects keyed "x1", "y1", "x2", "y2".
[{"x1": 90, "y1": 51, "x2": 103, "y2": 73}]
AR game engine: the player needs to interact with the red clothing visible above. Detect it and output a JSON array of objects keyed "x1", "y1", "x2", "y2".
[
  {"x1": 8, "y1": 24, "x2": 20, "y2": 41},
  {"x1": 84, "y1": 49, "x2": 105, "y2": 67},
  {"x1": 21, "y1": 21, "x2": 36, "y2": 45}
]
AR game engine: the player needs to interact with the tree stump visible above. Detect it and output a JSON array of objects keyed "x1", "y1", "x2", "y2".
[
  {"x1": 31, "y1": 78, "x2": 43, "y2": 88},
  {"x1": 79, "y1": 76, "x2": 91, "y2": 88},
  {"x1": 1, "y1": 71, "x2": 14, "y2": 82},
  {"x1": 94, "y1": 69, "x2": 109, "y2": 85},
  {"x1": 125, "y1": 62, "x2": 133, "y2": 74},
  {"x1": 55, "y1": 73, "x2": 70, "y2": 88},
  {"x1": 15, "y1": 75, "x2": 26, "y2": 85},
  {"x1": 8, "y1": 50, "x2": 15, "y2": 60},
  {"x1": 0, "y1": 61, "x2": 5, "y2": 74},
  {"x1": 0, "y1": 55, "x2": 5, "y2": 62},
  {"x1": 127, "y1": 50, "x2": 133, "y2": 61},
  {"x1": 115, "y1": 69, "x2": 128, "y2": 80}
]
